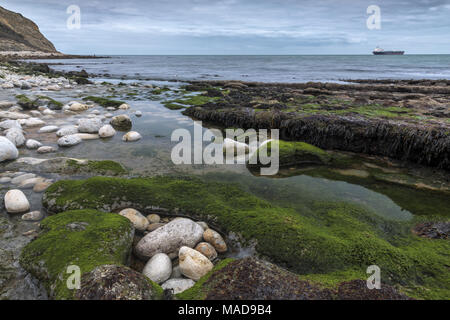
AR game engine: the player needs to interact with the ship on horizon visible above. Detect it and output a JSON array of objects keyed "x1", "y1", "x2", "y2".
[{"x1": 373, "y1": 47, "x2": 405, "y2": 55}]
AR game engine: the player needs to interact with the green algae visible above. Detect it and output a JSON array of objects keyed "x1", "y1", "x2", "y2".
[
  {"x1": 42, "y1": 176, "x2": 450, "y2": 299},
  {"x1": 65, "y1": 159, "x2": 127, "y2": 176},
  {"x1": 248, "y1": 140, "x2": 333, "y2": 168},
  {"x1": 15, "y1": 94, "x2": 63, "y2": 110},
  {"x1": 163, "y1": 102, "x2": 186, "y2": 110},
  {"x1": 164, "y1": 95, "x2": 220, "y2": 109},
  {"x1": 36, "y1": 95, "x2": 63, "y2": 109},
  {"x1": 152, "y1": 87, "x2": 171, "y2": 95},
  {"x1": 19, "y1": 210, "x2": 134, "y2": 300},
  {"x1": 82, "y1": 96, "x2": 125, "y2": 108}
]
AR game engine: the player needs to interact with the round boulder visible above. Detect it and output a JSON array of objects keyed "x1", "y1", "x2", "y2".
[
  {"x1": 119, "y1": 208, "x2": 149, "y2": 232},
  {"x1": 142, "y1": 253, "x2": 172, "y2": 284},
  {"x1": 179, "y1": 246, "x2": 214, "y2": 281},
  {"x1": 4, "y1": 189, "x2": 30, "y2": 213},
  {"x1": 203, "y1": 229, "x2": 227, "y2": 253},
  {"x1": 0, "y1": 136, "x2": 19, "y2": 162},
  {"x1": 135, "y1": 218, "x2": 203, "y2": 260},
  {"x1": 25, "y1": 139, "x2": 42, "y2": 149},
  {"x1": 122, "y1": 131, "x2": 142, "y2": 142},
  {"x1": 195, "y1": 242, "x2": 218, "y2": 261},
  {"x1": 77, "y1": 118, "x2": 103, "y2": 133},
  {"x1": 56, "y1": 126, "x2": 78, "y2": 137},
  {"x1": 98, "y1": 124, "x2": 116, "y2": 138},
  {"x1": 58, "y1": 135, "x2": 82, "y2": 147}
]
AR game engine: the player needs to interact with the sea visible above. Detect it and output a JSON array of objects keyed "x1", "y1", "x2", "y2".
[{"x1": 32, "y1": 54, "x2": 450, "y2": 83}]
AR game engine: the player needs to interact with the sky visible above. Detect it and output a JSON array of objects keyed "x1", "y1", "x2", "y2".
[{"x1": 2, "y1": 0, "x2": 450, "y2": 55}]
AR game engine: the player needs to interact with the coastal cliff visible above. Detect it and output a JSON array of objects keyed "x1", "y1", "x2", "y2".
[{"x1": 0, "y1": 5, "x2": 57, "y2": 53}]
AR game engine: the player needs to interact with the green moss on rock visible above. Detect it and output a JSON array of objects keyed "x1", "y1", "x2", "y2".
[
  {"x1": 42, "y1": 176, "x2": 450, "y2": 299},
  {"x1": 82, "y1": 96, "x2": 125, "y2": 108},
  {"x1": 36, "y1": 96, "x2": 64, "y2": 109},
  {"x1": 65, "y1": 159, "x2": 127, "y2": 175},
  {"x1": 19, "y1": 210, "x2": 134, "y2": 300},
  {"x1": 15, "y1": 94, "x2": 38, "y2": 109},
  {"x1": 248, "y1": 140, "x2": 333, "y2": 168}
]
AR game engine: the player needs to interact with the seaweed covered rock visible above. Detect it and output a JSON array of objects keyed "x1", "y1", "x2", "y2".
[
  {"x1": 19, "y1": 210, "x2": 135, "y2": 299},
  {"x1": 248, "y1": 140, "x2": 332, "y2": 168},
  {"x1": 42, "y1": 176, "x2": 450, "y2": 299},
  {"x1": 3, "y1": 157, "x2": 127, "y2": 176},
  {"x1": 75, "y1": 265, "x2": 163, "y2": 300},
  {"x1": 177, "y1": 258, "x2": 411, "y2": 300},
  {"x1": 177, "y1": 257, "x2": 333, "y2": 300},
  {"x1": 336, "y1": 280, "x2": 411, "y2": 300},
  {"x1": 110, "y1": 115, "x2": 132, "y2": 130}
]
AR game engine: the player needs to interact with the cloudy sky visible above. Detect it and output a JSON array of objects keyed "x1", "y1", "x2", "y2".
[{"x1": 2, "y1": 0, "x2": 450, "y2": 54}]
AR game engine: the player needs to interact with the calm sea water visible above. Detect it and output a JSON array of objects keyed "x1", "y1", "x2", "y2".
[{"x1": 34, "y1": 54, "x2": 450, "y2": 83}]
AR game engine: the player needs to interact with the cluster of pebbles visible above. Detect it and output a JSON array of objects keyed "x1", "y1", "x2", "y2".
[
  {"x1": 0, "y1": 98, "x2": 143, "y2": 162},
  {"x1": 119, "y1": 208, "x2": 227, "y2": 294},
  {"x1": 0, "y1": 66, "x2": 73, "y2": 91},
  {"x1": 0, "y1": 171, "x2": 53, "y2": 221},
  {"x1": 1, "y1": 171, "x2": 53, "y2": 222}
]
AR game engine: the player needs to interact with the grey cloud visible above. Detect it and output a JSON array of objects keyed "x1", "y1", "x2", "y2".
[{"x1": 1, "y1": 0, "x2": 449, "y2": 54}]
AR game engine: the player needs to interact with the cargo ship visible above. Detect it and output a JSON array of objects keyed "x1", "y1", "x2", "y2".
[{"x1": 373, "y1": 47, "x2": 404, "y2": 55}]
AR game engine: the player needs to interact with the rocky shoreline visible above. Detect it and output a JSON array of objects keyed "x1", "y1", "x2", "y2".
[
  {"x1": 0, "y1": 51, "x2": 108, "y2": 61},
  {"x1": 1, "y1": 60, "x2": 449, "y2": 300}
]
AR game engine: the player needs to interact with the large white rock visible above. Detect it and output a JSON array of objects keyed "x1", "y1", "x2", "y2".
[
  {"x1": 26, "y1": 139, "x2": 42, "y2": 149},
  {"x1": 98, "y1": 124, "x2": 116, "y2": 138},
  {"x1": 161, "y1": 279, "x2": 195, "y2": 294},
  {"x1": 135, "y1": 218, "x2": 204, "y2": 260},
  {"x1": 118, "y1": 208, "x2": 149, "y2": 232},
  {"x1": 77, "y1": 118, "x2": 103, "y2": 133},
  {"x1": 56, "y1": 126, "x2": 78, "y2": 137},
  {"x1": 21, "y1": 210, "x2": 44, "y2": 221},
  {"x1": 21, "y1": 118, "x2": 46, "y2": 128},
  {"x1": 67, "y1": 102, "x2": 89, "y2": 112},
  {"x1": 178, "y1": 246, "x2": 214, "y2": 281},
  {"x1": 4, "y1": 189, "x2": 30, "y2": 213},
  {"x1": 0, "y1": 136, "x2": 19, "y2": 162},
  {"x1": 58, "y1": 135, "x2": 82, "y2": 147},
  {"x1": 37, "y1": 146, "x2": 57, "y2": 154},
  {"x1": 0, "y1": 111, "x2": 30, "y2": 120},
  {"x1": 0, "y1": 119, "x2": 21, "y2": 130},
  {"x1": 39, "y1": 125, "x2": 59, "y2": 133},
  {"x1": 5, "y1": 127, "x2": 25, "y2": 147},
  {"x1": 122, "y1": 131, "x2": 142, "y2": 142},
  {"x1": 142, "y1": 253, "x2": 172, "y2": 284}
]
